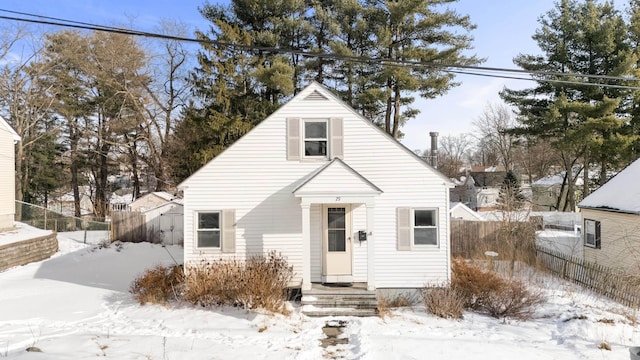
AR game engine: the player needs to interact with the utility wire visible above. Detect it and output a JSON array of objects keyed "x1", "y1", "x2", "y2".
[{"x1": 2, "y1": 9, "x2": 640, "y2": 89}]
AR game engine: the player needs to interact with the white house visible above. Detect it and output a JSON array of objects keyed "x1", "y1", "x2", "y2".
[
  {"x1": 179, "y1": 82, "x2": 453, "y2": 292},
  {"x1": 0, "y1": 116, "x2": 20, "y2": 231},
  {"x1": 578, "y1": 158, "x2": 640, "y2": 273}
]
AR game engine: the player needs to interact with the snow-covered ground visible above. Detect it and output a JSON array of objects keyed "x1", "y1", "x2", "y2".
[{"x1": 0, "y1": 233, "x2": 639, "y2": 359}]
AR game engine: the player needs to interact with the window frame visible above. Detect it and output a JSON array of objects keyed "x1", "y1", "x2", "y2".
[
  {"x1": 196, "y1": 211, "x2": 221, "y2": 249},
  {"x1": 302, "y1": 118, "x2": 329, "y2": 159},
  {"x1": 412, "y1": 208, "x2": 439, "y2": 247},
  {"x1": 584, "y1": 218, "x2": 601, "y2": 249}
]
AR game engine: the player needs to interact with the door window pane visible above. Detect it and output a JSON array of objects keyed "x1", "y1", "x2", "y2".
[
  {"x1": 328, "y1": 208, "x2": 346, "y2": 252},
  {"x1": 328, "y1": 230, "x2": 346, "y2": 251}
]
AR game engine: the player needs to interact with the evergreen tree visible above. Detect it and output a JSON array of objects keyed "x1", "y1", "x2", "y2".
[
  {"x1": 184, "y1": 0, "x2": 481, "y2": 170},
  {"x1": 497, "y1": 170, "x2": 525, "y2": 211},
  {"x1": 501, "y1": 0, "x2": 635, "y2": 210}
]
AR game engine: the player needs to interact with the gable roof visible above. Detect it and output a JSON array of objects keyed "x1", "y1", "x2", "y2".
[
  {"x1": 0, "y1": 116, "x2": 20, "y2": 142},
  {"x1": 578, "y1": 158, "x2": 640, "y2": 214},
  {"x1": 293, "y1": 158, "x2": 383, "y2": 196},
  {"x1": 179, "y1": 82, "x2": 454, "y2": 189},
  {"x1": 449, "y1": 202, "x2": 485, "y2": 221}
]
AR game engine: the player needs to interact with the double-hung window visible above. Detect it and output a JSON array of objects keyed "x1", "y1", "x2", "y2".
[
  {"x1": 197, "y1": 212, "x2": 220, "y2": 248},
  {"x1": 303, "y1": 119, "x2": 328, "y2": 158},
  {"x1": 397, "y1": 207, "x2": 439, "y2": 250},
  {"x1": 584, "y1": 219, "x2": 601, "y2": 249},
  {"x1": 414, "y1": 209, "x2": 438, "y2": 246}
]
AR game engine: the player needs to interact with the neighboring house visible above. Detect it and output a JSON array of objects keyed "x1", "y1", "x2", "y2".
[
  {"x1": 179, "y1": 82, "x2": 453, "y2": 292},
  {"x1": 450, "y1": 202, "x2": 485, "y2": 221},
  {"x1": 578, "y1": 158, "x2": 640, "y2": 273},
  {"x1": 531, "y1": 172, "x2": 583, "y2": 211},
  {"x1": 0, "y1": 116, "x2": 20, "y2": 231},
  {"x1": 50, "y1": 186, "x2": 95, "y2": 217},
  {"x1": 129, "y1": 191, "x2": 176, "y2": 212},
  {"x1": 450, "y1": 175, "x2": 477, "y2": 209},
  {"x1": 450, "y1": 166, "x2": 506, "y2": 212}
]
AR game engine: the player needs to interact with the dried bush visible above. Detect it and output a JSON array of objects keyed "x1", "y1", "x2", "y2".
[
  {"x1": 183, "y1": 251, "x2": 293, "y2": 314},
  {"x1": 480, "y1": 279, "x2": 545, "y2": 319},
  {"x1": 451, "y1": 257, "x2": 506, "y2": 310},
  {"x1": 451, "y1": 258, "x2": 545, "y2": 320},
  {"x1": 421, "y1": 286, "x2": 465, "y2": 319},
  {"x1": 129, "y1": 265, "x2": 184, "y2": 305},
  {"x1": 377, "y1": 292, "x2": 416, "y2": 318}
]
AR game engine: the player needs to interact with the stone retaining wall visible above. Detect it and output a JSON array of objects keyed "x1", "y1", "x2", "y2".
[{"x1": 0, "y1": 233, "x2": 59, "y2": 272}]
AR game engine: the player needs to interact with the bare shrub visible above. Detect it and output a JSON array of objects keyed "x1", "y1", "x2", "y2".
[
  {"x1": 130, "y1": 265, "x2": 184, "y2": 305},
  {"x1": 451, "y1": 258, "x2": 545, "y2": 320},
  {"x1": 481, "y1": 279, "x2": 545, "y2": 320},
  {"x1": 377, "y1": 293, "x2": 416, "y2": 318},
  {"x1": 421, "y1": 286, "x2": 465, "y2": 319},
  {"x1": 183, "y1": 251, "x2": 293, "y2": 314}
]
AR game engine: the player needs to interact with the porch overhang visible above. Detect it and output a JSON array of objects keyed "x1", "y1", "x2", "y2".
[{"x1": 294, "y1": 159, "x2": 381, "y2": 291}]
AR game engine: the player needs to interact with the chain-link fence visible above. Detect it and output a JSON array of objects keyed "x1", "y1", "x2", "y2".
[{"x1": 15, "y1": 200, "x2": 111, "y2": 244}]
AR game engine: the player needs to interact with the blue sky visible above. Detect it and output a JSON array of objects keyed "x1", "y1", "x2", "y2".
[{"x1": 1, "y1": 0, "x2": 571, "y2": 150}]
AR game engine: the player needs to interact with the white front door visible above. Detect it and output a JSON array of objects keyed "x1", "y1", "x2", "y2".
[{"x1": 322, "y1": 205, "x2": 352, "y2": 283}]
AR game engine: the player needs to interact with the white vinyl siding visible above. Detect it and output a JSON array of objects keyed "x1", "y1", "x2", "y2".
[
  {"x1": 0, "y1": 120, "x2": 16, "y2": 230},
  {"x1": 181, "y1": 84, "x2": 450, "y2": 288}
]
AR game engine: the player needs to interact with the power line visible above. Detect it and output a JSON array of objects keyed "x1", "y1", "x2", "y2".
[{"x1": 2, "y1": 8, "x2": 640, "y2": 90}]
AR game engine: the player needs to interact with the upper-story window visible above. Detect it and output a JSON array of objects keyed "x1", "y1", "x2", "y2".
[
  {"x1": 287, "y1": 117, "x2": 343, "y2": 161},
  {"x1": 304, "y1": 120, "x2": 328, "y2": 158}
]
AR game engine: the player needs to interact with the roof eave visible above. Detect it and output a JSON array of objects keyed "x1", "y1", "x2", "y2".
[{"x1": 578, "y1": 205, "x2": 640, "y2": 215}]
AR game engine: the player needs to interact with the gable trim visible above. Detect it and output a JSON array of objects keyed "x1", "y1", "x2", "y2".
[
  {"x1": 0, "y1": 115, "x2": 20, "y2": 142},
  {"x1": 293, "y1": 157, "x2": 383, "y2": 195}
]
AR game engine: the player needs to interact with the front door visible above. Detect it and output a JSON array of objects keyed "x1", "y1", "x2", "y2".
[{"x1": 322, "y1": 205, "x2": 352, "y2": 283}]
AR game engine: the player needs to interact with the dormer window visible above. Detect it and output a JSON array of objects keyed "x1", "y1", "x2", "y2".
[{"x1": 304, "y1": 120, "x2": 328, "y2": 157}]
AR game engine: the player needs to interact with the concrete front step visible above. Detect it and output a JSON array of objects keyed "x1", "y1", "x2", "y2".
[
  {"x1": 301, "y1": 297, "x2": 377, "y2": 309},
  {"x1": 302, "y1": 306, "x2": 378, "y2": 317},
  {"x1": 300, "y1": 283, "x2": 379, "y2": 317}
]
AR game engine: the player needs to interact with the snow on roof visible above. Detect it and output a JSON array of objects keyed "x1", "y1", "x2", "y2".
[
  {"x1": 532, "y1": 172, "x2": 583, "y2": 187},
  {"x1": 152, "y1": 191, "x2": 175, "y2": 201},
  {"x1": 579, "y1": 158, "x2": 640, "y2": 214},
  {"x1": 110, "y1": 193, "x2": 134, "y2": 204}
]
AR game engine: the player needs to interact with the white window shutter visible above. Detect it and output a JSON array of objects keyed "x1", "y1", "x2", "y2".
[
  {"x1": 397, "y1": 207, "x2": 411, "y2": 251},
  {"x1": 330, "y1": 117, "x2": 343, "y2": 159},
  {"x1": 287, "y1": 118, "x2": 300, "y2": 160},
  {"x1": 221, "y1": 209, "x2": 236, "y2": 253}
]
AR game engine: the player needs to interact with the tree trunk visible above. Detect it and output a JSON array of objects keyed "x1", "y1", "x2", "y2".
[{"x1": 14, "y1": 142, "x2": 23, "y2": 221}]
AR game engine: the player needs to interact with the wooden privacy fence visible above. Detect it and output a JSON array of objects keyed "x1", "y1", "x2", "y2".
[
  {"x1": 536, "y1": 246, "x2": 640, "y2": 308},
  {"x1": 450, "y1": 219, "x2": 536, "y2": 260},
  {"x1": 110, "y1": 211, "x2": 146, "y2": 243},
  {"x1": 451, "y1": 219, "x2": 503, "y2": 258}
]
